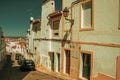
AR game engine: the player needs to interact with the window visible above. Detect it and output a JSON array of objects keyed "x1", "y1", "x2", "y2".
[
  {"x1": 52, "y1": 20, "x2": 60, "y2": 37},
  {"x1": 80, "y1": 0, "x2": 93, "y2": 30}
]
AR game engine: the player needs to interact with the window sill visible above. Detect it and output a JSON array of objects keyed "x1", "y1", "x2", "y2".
[
  {"x1": 52, "y1": 36, "x2": 61, "y2": 40},
  {"x1": 80, "y1": 27, "x2": 94, "y2": 31},
  {"x1": 80, "y1": 77, "x2": 88, "y2": 80},
  {"x1": 52, "y1": 36, "x2": 60, "y2": 38}
]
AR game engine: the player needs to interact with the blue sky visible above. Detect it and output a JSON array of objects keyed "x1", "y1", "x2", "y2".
[{"x1": 0, "y1": 0, "x2": 62, "y2": 37}]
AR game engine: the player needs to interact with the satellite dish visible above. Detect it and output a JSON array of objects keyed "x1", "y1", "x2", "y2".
[{"x1": 30, "y1": 17, "x2": 34, "y2": 21}]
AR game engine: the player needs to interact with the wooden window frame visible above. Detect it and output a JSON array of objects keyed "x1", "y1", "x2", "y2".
[
  {"x1": 56, "y1": 53, "x2": 60, "y2": 72},
  {"x1": 79, "y1": 50, "x2": 93, "y2": 80},
  {"x1": 116, "y1": 56, "x2": 120, "y2": 80},
  {"x1": 48, "y1": 52, "x2": 55, "y2": 71},
  {"x1": 52, "y1": 20, "x2": 60, "y2": 37},
  {"x1": 63, "y1": 48, "x2": 71, "y2": 75},
  {"x1": 80, "y1": 0, "x2": 94, "y2": 31}
]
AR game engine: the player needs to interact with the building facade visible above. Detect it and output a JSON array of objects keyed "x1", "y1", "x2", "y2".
[
  {"x1": 0, "y1": 27, "x2": 6, "y2": 70},
  {"x1": 62, "y1": 0, "x2": 120, "y2": 80},
  {"x1": 26, "y1": 0, "x2": 120, "y2": 80},
  {"x1": 36, "y1": 0, "x2": 63, "y2": 72}
]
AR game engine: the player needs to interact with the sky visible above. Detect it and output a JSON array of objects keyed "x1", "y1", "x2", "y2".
[{"x1": 0, "y1": 0, "x2": 62, "y2": 37}]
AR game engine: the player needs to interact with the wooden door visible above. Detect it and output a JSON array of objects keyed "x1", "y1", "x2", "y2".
[
  {"x1": 65, "y1": 50, "x2": 70, "y2": 74},
  {"x1": 117, "y1": 56, "x2": 120, "y2": 80},
  {"x1": 82, "y1": 53, "x2": 91, "y2": 80},
  {"x1": 49, "y1": 52, "x2": 54, "y2": 71},
  {"x1": 57, "y1": 54, "x2": 60, "y2": 72}
]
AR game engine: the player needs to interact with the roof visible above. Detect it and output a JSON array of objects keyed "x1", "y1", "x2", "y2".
[
  {"x1": 32, "y1": 19, "x2": 41, "y2": 25},
  {"x1": 48, "y1": 11, "x2": 62, "y2": 19},
  {"x1": 42, "y1": 0, "x2": 50, "y2": 4}
]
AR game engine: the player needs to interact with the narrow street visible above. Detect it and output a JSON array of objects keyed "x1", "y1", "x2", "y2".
[{"x1": 0, "y1": 54, "x2": 66, "y2": 80}]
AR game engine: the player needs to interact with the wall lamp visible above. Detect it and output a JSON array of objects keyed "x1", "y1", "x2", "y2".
[{"x1": 63, "y1": 7, "x2": 74, "y2": 25}]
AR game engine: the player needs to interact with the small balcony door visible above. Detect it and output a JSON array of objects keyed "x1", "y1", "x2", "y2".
[
  {"x1": 56, "y1": 53, "x2": 60, "y2": 72},
  {"x1": 80, "y1": 53, "x2": 91, "y2": 80},
  {"x1": 117, "y1": 56, "x2": 120, "y2": 80},
  {"x1": 49, "y1": 52, "x2": 54, "y2": 71},
  {"x1": 64, "y1": 50, "x2": 70, "y2": 74}
]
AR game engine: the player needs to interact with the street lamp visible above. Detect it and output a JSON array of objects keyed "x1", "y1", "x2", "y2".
[{"x1": 63, "y1": 7, "x2": 74, "y2": 25}]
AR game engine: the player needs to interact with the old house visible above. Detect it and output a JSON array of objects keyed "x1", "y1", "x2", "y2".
[
  {"x1": 32, "y1": 19, "x2": 41, "y2": 63},
  {"x1": 37, "y1": 0, "x2": 62, "y2": 72},
  {"x1": 0, "y1": 27, "x2": 6, "y2": 70},
  {"x1": 26, "y1": 17, "x2": 41, "y2": 60},
  {"x1": 62, "y1": 0, "x2": 120, "y2": 80},
  {"x1": 26, "y1": 0, "x2": 120, "y2": 80}
]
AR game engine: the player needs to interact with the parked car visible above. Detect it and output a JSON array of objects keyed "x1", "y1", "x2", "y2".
[
  {"x1": 17, "y1": 56, "x2": 25, "y2": 65},
  {"x1": 15, "y1": 53, "x2": 22, "y2": 60},
  {"x1": 20, "y1": 59, "x2": 35, "y2": 71}
]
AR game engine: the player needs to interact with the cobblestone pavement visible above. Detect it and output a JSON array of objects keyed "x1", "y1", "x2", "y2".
[{"x1": 0, "y1": 54, "x2": 69, "y2": 80}]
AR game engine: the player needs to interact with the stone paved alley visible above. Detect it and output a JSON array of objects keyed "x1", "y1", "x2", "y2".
[{"x1": 0, "y1": 54, "x2": 70, "y2": 80}]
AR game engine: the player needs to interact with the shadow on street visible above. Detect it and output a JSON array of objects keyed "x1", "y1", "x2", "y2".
[
  {"x1": 0, "y1": 54, "x2": 69, "y2": 80},
  {"x1": 0, "y1": 54, "x2": 30, "y2": 80}
]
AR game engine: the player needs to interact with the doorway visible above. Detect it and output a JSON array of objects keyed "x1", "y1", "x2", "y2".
[
  {"x1": 64, "y1": 50, "x2": 70, "y2": 74},
  {"x1": 117, "y1": 56, "x2": 120, "y2": 80},
  {"x1": 80, "y1": 52, "x2": 91, "y2": 80},
  {"x1": 56, "y1": 53, "x2": 60, "y2": 72},
  {"x1": 49, "y1": 52, "x2": 54, "y2": 71}
]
